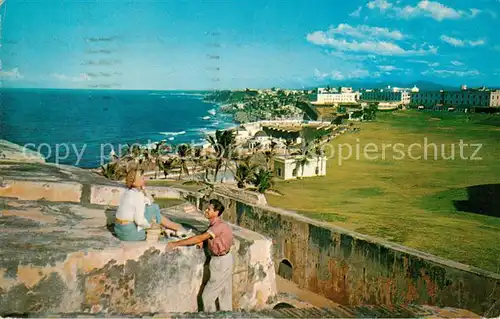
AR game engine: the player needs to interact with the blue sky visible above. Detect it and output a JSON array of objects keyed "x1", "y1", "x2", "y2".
[{"x1": 1, "y1": 0, "x2": 499, "y2": 90}]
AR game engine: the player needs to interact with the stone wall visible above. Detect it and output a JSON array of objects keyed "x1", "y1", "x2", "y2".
[
  {"x1": 200, "y1": 194, "x2": 500, "y2": 317},
  {"x1": 0, "y1": 180, "x2": 83, "y2": 203},
  {"x1": 161, "y1": 205, "x2": 277, "y2": 311}
]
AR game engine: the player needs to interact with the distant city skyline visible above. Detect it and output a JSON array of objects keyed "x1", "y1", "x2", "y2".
[{"x1": 1, "y1": 0, "x2": 499, "y2": 90}]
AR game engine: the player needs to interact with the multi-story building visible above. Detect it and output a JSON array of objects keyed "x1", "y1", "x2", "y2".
[
  {"x1": 443, "y1": 90, "x2": 490, "y2": 107},
  {"x1": 410, "y1": 86, "x2": 500, "y2": 109},
  {"x1": 410, "y1": 91, "x2": 444, "y2": 107},
  {"x1": 360, "y1": 85, "x2": 418, "y2": 105},
  {"x1": 313, "y1": 87, "x2": 360, "y2": 105},
  {"x1": 490, "y1": 90, "x2": 500, "y2": 107}
]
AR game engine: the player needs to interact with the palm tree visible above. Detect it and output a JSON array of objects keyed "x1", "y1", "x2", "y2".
[
  {"x1": 190, "y1": 146, "x2": 203, "y2": 181},
  {"x1": 314, "y1": 142, "x2": 324, "y2": 176},
  {"x1": 264, "y1": 141, "x2": 277, "y2": 171},
  {"x1": 205, "y1": 129, "x2": 236, "y2": 182},
  {"x1": 293, "y1": 144, "x2": 313, "y2": 179},
  {"x1": 158, "y1": 157, "x2": 176, "y2": 179},
  {"x1": 251, "y1": 168, "x2": 275, "y2": 194},
  {"x1": 200, "y1": 154, "x2": 217, "y2": 182},
  {"x1": 151, "y1": 141, "x2": 168, "y2": 179},
  {"x1": 284, "y1": 139, "x2": 294, "y2": 156},
  {"x1": 233, "y1": 155, "x2": 259, "y2": 188},
  {"x1": 176, "y1": 144, "x2": 191, "y2": 180},
  {"x1": 100, "y1": 162, "x2": 121, "y2": 180}
]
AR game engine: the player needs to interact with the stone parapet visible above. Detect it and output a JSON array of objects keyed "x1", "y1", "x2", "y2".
[
  {"x1": 0, "y1": 198, "x2": 277, "y2": 316},
  {"x1": 0, "y1": 180, "x2": 83, "y2": 203},
  {"x1": 162, "y1": 205, "x2": 277, "y2": 311},
  {"x1": 202, "y1": 195, "x2": 500, "y2": 317}
]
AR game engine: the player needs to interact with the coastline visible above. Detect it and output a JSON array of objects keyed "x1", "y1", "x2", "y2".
[
  {"x1": 97, "y1": 97, "x2": 241, "y2": 170},
  {"x1": 2, "y1": 89, "x2": 238, "y2": 170}
]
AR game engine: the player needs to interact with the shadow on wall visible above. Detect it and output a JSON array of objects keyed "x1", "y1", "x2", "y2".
[
  {"x1": 454, "y1": 184, "x2": 500, "y2": 218},
  {"x1": 273, "y1": 302, "x2": 295, "y2": 309},
  {"x1": 278, "y1": 259, "x2": 293, "y2": 281},
  {"x1": 104, "y1": 208, "x2": 117, "y2": 234},
  {"x1": 197, "y1": 245, "x2": 214, "y2": 312}
]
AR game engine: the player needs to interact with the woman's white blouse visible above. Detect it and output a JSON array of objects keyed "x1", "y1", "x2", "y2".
[{"x1": 115, "y1": 188, "x2": 152, "y2": 231}]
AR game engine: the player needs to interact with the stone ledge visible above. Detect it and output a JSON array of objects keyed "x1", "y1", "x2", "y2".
[
  {"x1": 13, "y1": 304, "x2": 481, "y2": 318},
  {"x1": 0, "y1": 140, "x2": 46, "y2": 164},
  {"x1": 0, "y1": 180, "x2": 83, "y2": 203}
]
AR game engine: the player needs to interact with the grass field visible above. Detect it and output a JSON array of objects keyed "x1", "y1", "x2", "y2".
[{"x1": 267, "y1": 110, "x2": 500, "y2": 273}]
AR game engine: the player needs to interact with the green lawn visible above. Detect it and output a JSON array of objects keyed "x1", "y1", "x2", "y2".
[
  {"x1": 267, "y1": 110, "x2": 500, "y2": 273},
  {"x1": 154, "y1": 197, "x2": 185, "y2": 209}
]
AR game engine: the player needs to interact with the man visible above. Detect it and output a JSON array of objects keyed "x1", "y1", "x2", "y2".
[{"x1": 167, "y1": 199, "x2": 234, "y2": 312}]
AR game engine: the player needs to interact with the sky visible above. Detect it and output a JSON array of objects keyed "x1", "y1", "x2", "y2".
[{"x1": 1, "y1": 0, "x2": 499, "y2": 90}]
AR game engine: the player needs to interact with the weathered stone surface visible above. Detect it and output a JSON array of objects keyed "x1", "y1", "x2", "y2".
[
  {"x1": 0, "y1": 160, "x2": 120, "y2": 204},
  {"x1": 213, "y1": 185, "x2": 267, "y2": 206},
  {"x1": 0, "y1": 180, "x2": 83, "y2": 203},
  {"x1": 89, "y1": 185, "x2": 126, "y2": 206},
  {"x1": 196, "y1": 194, "x2": 500, "y2": 317},
  {"x1": 0, "y1": 199, "x2": 276, "y2": 316},
  {"x1": 0, "y1": 161, "x2": 118, "y2": 185},
  {"x1": 0, "y1": 139, "x2": 46, "y2": 163},
  {"x1": 0, "y1": 199, "x2": 204, "y2": 315},
  {"x1": 163, "y1": 205, "x2": 277, "y2": 311},
  {"x1": 15, "y1": 304, "x2": 481, "y2": 318}
]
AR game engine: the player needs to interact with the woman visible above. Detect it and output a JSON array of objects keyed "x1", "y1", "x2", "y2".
[{"x1": 114, "y1": 169, "x2": 185, "y2": 241}]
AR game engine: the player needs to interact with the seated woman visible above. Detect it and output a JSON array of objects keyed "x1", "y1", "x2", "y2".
[{"x1": 114, "y1": 169, "x2": 185, "y2": 241}]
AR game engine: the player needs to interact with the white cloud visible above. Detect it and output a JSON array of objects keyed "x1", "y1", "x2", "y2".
[
  {"x1": 367, "y1": 0, "x2": 481, "y2": 21},
  {"x1": 52, "y1": 73, "x2": 91, "y2": 82},
  {"x1": 327, "y1": 51, "x2": 378, "y2": 61},
  {"x1": 408, "y1": 60, "x2": 440, "y2": 67},
  {"x1": 440, "y1": 35, "x2": 485, "y2": 47},
  {"x1": 306, "y1": 27, "x2": 436, "y2": 56},
  {"x1": 421, "y1": 69, "x2": 480, "y2": 77},
  {"x1": 377, "y1": 65, "x2": 399, "y2": 71},
  {"x1": 0, "y1": 67, "x2": 23, "y2": 79},
  {"x1": 325, "y1": 23, "x2": 405, "y2": 40},
  {"x1": 314, "y1": 68, "x2": 375, "y2": 80},
  {"x1": 349, "y1": 6, "x2": 363, "y2": 17},
  {"x1": 451, "y1": 60, "x2": 464, "y2": 66},
  {"x1": 367, "y1": 0, "x2": 393, "y2": 10}
]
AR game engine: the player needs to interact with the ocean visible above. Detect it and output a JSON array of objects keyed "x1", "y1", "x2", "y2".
[{"x1": 0, "y1": 88, "x2": 234, "y2": 168}]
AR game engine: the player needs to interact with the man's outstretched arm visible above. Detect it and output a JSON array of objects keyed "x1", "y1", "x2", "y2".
[{"x1": 168, "y1": 232, "x2": 211, "y2": 249}]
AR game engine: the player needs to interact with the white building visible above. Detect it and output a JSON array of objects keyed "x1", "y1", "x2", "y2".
[
  {"x1": 340, "y1": 87, "x2": 353, "y2": 93},
  {"x1": 234, "y1": 126, "x2": 250, "y2": 144},
  {"x1": 273, "y1": 155, "x2": 327, "y2": 180},
  {"x1": 247, "y1": 130, "x2": 272, "y2": 149},
  {"x1": 314, "y1": 91, "x2": 360, "y2": 105}
]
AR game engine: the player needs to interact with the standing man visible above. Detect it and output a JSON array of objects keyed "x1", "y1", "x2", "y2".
[{"x1": 167, "y1": 199, "x2": 234, "y2": 312}]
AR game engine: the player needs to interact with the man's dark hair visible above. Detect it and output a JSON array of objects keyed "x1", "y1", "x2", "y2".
[{"x1": 209, "y1": 199, "x2": 225, "y2": 216}]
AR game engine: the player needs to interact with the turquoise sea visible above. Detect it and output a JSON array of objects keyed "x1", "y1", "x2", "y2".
[{"x1": 0, "y1": 88, "x2": 234, "y2": 168}]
